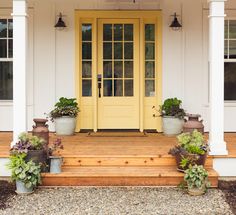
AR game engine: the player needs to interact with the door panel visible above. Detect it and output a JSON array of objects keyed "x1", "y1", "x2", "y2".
[{"x1": 98, "y1": 19, "x2": 140, "y2": 129}]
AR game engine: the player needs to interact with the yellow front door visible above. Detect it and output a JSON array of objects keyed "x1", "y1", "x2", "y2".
[{"x1": 97, "y1": 19, "x2": 140, "y2": 129}]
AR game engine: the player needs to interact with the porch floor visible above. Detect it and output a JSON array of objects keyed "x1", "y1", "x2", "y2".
[{"x1": 1, "y1": 132, "x2": 236, "y2": 186}]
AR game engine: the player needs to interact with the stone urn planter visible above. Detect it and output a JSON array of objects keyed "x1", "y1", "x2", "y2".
[
  {"x1": 49, "y1": 97, "x2": 80, "y2": 136},
  {"x1": 159, "y1": 98, "x2": 186, "y2": 136},
  {"x1": 162, "y1": 116, "x2": 184, "y2": 136},
  {"x1": 55, "y1": 116, "x2": 76, "y2": 136}
]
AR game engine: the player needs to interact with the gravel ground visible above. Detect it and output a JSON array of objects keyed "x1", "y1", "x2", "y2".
[{"x1": 0, "y1": 187, "x2": 233, "y2": 215}]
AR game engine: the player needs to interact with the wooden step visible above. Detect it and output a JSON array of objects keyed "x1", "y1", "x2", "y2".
[
  {"x1": 61, "y1": 155, "x2": 213, "y2": 167},
  {"x1": 41, "y1": 166, "x2": 218, "y2": 187}
]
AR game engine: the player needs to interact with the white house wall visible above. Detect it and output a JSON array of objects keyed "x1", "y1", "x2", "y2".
[{"x1": 1, "y1": 0, "x2": 236, "y2": 131}]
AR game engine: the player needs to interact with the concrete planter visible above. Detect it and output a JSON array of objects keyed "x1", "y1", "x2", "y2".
[
  {"x1": 16, "y1": 181, "x2": 33, "y2": 195},
  {"x1": 162, "y1": 116, "x2": 184, "y2": 136},
  {"x1": 55, "y1": 116, "x2": 76, "y2": 135},
  {"x1": 187, "y1": 184, "x2": 207, "y2": 196}
]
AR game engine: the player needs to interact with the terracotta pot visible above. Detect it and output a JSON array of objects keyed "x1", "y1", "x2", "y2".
[
  {"x1": 183, "y1": 114, "x2": 204, "y2": 134},
  {"x1": 32, "y1": 118, "x2": 49, "y2": 145},
  {"x1": 175, "y1": 153, "x2": 207, "y2": 172}
]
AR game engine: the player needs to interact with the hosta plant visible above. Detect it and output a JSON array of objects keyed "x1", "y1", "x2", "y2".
[
  {"x1": 7, "y1": 153, "x2": 41, "y2": 189},
  {"x1": 49, "y1": 97, "x2": 80, "y2": 120},
  {"x1": 184, "y1": 165, "x2": 210, "y2": 195}
]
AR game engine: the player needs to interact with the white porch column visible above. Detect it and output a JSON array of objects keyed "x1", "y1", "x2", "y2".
[
  {"x1": 208, "y1": 0, "x2": 228, "y2": 155},
  {"x1": 12, "y1": 0, "x2": 28, "y2": 143}
]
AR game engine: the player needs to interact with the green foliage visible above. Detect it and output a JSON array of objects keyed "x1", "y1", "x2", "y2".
[
  {"x1": 11, "y1": 132, "x2": 46, "y2": 154},
  {"x1": 180, "y1": 157, "x2": 191, "y2": 169},
  {"x1": 7, "y1": 154, "x2": 41, "y2": 189},
  {"x1": 177, "y1": 130, "x2": 208, "y2": 155},
  {"x1": 159, "y1": 98, "x2": 186, "y2": 119},
  {"x1": 49, "y1": 97, "x2": 80, "y2": 119},
  {"x1": 184, "y1": 165, "x2": 210, "y2": 189}
]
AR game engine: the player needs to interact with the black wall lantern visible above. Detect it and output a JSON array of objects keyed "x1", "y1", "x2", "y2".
[
  {"x1": 55, "y1": 13, "x2": 67, "y2": 30},
  {"x1": 169, "y1": 13, "x2": 182, "y2": 31}
]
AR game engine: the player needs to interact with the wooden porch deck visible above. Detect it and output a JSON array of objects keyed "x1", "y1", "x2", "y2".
[{"x1": 1, "y1": 132, "x2": 236, "y2": 186}]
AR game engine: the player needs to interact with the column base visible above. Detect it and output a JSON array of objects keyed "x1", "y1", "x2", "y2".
[{"x1": 208, "y1": 140, "x2": 228, "y2": 155}]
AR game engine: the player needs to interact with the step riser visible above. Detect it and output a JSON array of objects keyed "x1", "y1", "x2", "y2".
[
  {"x1": 42, "y1": 177, "x2": 218, "y2": 187},
  {"x1": 62, "y1": 157, "x2": 213, "y2": 167}
]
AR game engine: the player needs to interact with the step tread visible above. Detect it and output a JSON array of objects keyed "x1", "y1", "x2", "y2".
[{"x1": 42, "y1": 166, "x2": 218, "y2": 178}]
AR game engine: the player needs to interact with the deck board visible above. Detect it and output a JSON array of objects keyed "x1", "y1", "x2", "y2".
[{"x1": 0, "y1": 132, "x2": 236, "y2": 158}]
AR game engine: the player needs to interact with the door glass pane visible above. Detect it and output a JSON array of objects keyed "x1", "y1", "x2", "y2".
[
  {"x1": 103, "y1": 61, "x2": 112, "y2": 78},
  {"x1": 225, "y1": 40, "x2": 228, "y2": 59},
  {"x1": 114, "y1": 80, "x2": 123, "y2": 96},
  {"x1": 82, "y1": 24, "x2": 92, "y2": 41},
  {"x1": 0, "y1": 62, "x2": 13, "y2": 100},
  {"x1": 124, "y1": 43, "x2": 133, "y2": 59},
  {"x1": 229, "y1": 40, "x2": 236, "y2": 59},
  {"x1": 125, "y1": 80, "x2": 133, "y2": 96},
  {"x1": 103, "y1": 43, "x2": 112, "y2": 59},
  {"x1": 145, "y1": 24, "x2": 155, "y2": 41},
  {"x1": 225, "y1": 62, "x2": 236, "y2": 100},
  {"x1": 145, "y1": 80, "x2": 155, "y2": 97},
  {"x1": 0, "y1": 19, "x2": 7, "y2": 38},
  {"x1": 229, "y1": 20, "x2": 236, "y2": 39},
  {"x1": 8, "y1": 39, "x2": 13, "y2": 58},
  {"x1": 145, "y1": 61, "x2": 155, "y2": 78},
  {"x1": 225, "y1": 20, "x2": 228, "y2": 39},
  {"x1": 114, "y1": 42, "x2": 123, "y2": 59},
  {"x1": 103, "y1": 24, "x2": 112, "y2": 41},
  {"x1": 82, "y1": 61, "x2": 92, "y2": 78},
  {"x1": 124, "y1": 61, "x2": 133, "y2": 78},
  {"x1": 114, "y1": 61, "x2": 123, "y2": 78},
  {"x1": 8, "y1": 19, "x2": 13, "y2": 38},
  {"x1": 82, "y1": 42, "x2": 92, "y2": 59},
  {"x1": 114, "y1": 24, "x2": 123, "y2": 41},
  {"x1": 82, "y1": 80, "x2": 92, "y2": 96},
  {"x1": 145, "y1": 43, "x2": 155, "y2": 60},
  {"x1": 124, "y1": 24, "x2": 133, "y2": 41},
  {"x1": 0, "y1": 40, "x2": 7, "y2": 58},
  {"x1": 104, "y1": 80, "x2": 113, "y2": 96}
]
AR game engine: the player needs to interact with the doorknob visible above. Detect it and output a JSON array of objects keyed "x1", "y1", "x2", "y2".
[{"x1": 97, "y1": 74, "x2": 102, "y2": 98}]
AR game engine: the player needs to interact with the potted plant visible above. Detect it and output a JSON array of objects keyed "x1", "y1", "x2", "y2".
[
  {"x1": 169, "y1": 129, "x2": 209, "y2": 171},
  {"x1": 11, "y1": 132, "x2": 48, "y2": 172},
  {"x1": 49, "y1": 97, "x2": 80, "y2": 135},
  {"x1": 184, "y1": 165, "x2": 210, "y2": 196},
  {"x1": 159, "y1": 98, "x2": 186, "y2": 136},
  {"x1": 48, "y1": 138, "x2": 64, "y2": 173},
  {"x1": 7, "y1": 153, "x2": 41, "y2": 194}
]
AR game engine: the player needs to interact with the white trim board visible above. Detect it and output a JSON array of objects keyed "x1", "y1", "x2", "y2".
[{"x1": 213, "y1": 158, "x2": 236, "y2": 176}]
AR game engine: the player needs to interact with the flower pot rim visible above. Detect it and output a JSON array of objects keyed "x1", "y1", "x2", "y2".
[
  {"x1": 49, "y1": 155, "x2": 63, "y2": 159},
  {"x1": 33, "y1": 118, "x2": 48, "y2": 123},
  {"x1": 162, "y1": 115, "x2": 182, "y2": 119},
  {"x1": 55, "y1": 116, "x2": 76, "y2": 119}
]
